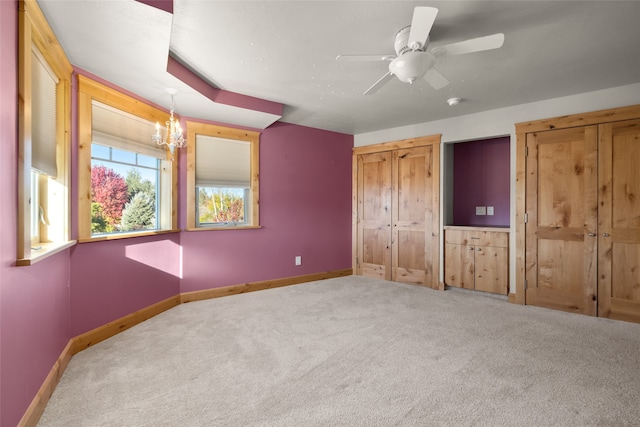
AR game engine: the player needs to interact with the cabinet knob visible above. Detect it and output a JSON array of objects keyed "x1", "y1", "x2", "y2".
[
  {"x1": 602, "y1": 233, "x2": 610, "y2": 237},
  {"x1": 476, "y1": 248, "x2": 481, "y2": 251},
  {"x1": 588, "y1": 233, "x2": 596, "y2": 237}
]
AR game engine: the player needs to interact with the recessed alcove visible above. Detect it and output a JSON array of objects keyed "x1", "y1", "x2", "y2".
[{"x1": 444, "y1": 136, "x2": 510, "y2": 228}]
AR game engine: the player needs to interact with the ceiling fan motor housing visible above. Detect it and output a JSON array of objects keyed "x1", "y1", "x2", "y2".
[{"x1": 394, "y1": 26, "x2": 430, "y2": 55}]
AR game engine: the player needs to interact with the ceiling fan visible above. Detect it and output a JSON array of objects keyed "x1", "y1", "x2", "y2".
[{"x1": 336, "y1": 7, "x2": 505, "y2": 95}]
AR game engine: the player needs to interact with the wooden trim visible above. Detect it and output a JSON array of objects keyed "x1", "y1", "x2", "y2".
[
  {"x1": 70, "y1": 295, "x2": 181, "y2": 354},
  {"x1": 508, "y1": 293, "x2": 517, "y2": 304},
  {"x1": 18, "y1": 0, "x2": 73, "y2": 262},
  {"x1": 17, "y1": 2, "x2": 31, "y2": 262},
  {"x1": 514, "y1": 104, "x2": 640, "y2": 134},
  {"x1": 431, "y1": 138, "x2": 441, "y2": 290},
  {"x1": 352, "y1": 134, "x2": 441, "y2": 289},
  {"x1": 77, "y1": 75, "x2": 179, "y2": 240},
  {"x1": 351, "y1": 151, "x2": 359, "y2": 273},
  {"x1": 77, "y1": 229, "x2": 181, "y2": 244},
  {"x1": 353, "y1": 134, "x2": 441, "y2": 155},
  {"x1": 185, "y1": 121, "x2": 261, "y2": 230},
  {"x1": 180, "y1": 269, "x2": 353, "y2": 303},
  {"x1": 514, "y1": 130, "x2": 526, "y2": 304},
  {"x1": 514, "y1": 104, "x2": 640, "y2": 306},
  {"x1": 16, "y1": 240, "x2": 77, "y2": 266},
  {"x1": 18, "y1": 341, "x2": 74, "y2": 427},
  {"x1": 23, "y1": 0, "x2": 72, "y2": 76}
]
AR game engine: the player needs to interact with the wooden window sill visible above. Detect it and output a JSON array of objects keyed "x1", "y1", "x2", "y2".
[
  {"x1": 16, "y1": 240, "x2": 77, "y2": 266},
  {"x1": 78, "y1": 229, "x2": 182, "y2": 244},
  {"x1": 185, "y1": 225, "x2": 262, "y2": 232}
]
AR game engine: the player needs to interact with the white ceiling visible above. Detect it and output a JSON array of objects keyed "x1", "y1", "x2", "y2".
[{"x1": 38, "y1": 0, "x2": 640, "y2": 135}]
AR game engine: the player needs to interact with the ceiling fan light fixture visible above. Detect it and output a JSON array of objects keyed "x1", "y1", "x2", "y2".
[{"x1": 389, "y1": 51, "x2": 435, "y2": 84}]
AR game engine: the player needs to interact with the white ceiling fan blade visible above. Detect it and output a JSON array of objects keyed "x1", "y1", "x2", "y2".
[
  {"x1": 364, "y1": 72, "x2": 394, "y2": 95},
  {"x1": 336, "y1": 54, "x2": 395, "y2": 62},
  {"x1": 433, "y1": 33, "x2": 505, "y2": 56},
  {"x1": 407, "y1": 7, "x2": 438, "y2": 51},
  {"x1": 424, "y1": 68, "x2": 449, "y2": 90}
]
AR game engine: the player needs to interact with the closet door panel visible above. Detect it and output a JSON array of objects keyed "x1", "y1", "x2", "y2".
[
  {"x1": 525, "y1": 127, "x2": 598, "y2": 315},
  {"x1": 392, "y1": 146, "x2": 434, "y2": 286},
  {"x1": 395, "y1": 229, "x2": 426, "y2": 284},
  {"x1": 357, "y1": 152, "x2": 392, "y2": 280},
  {"x1": 598, "y1": 119, "x2": 640, "y2": 322}
]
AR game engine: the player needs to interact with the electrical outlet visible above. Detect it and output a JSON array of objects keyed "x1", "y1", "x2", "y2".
[
  {"x1": 475, "y1": 206, "x2": 486, "y2": 216},
  {"x1": 487, "y1": 206, "x2": 494, "y2": 216},
  {"x1": 295, "y1": 256, "x2": 301, "y2": 266}
]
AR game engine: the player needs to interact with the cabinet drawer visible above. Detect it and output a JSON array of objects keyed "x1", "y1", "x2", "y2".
[{"x1": 445, "y1": 229, "x2": 508, "y2": 248}]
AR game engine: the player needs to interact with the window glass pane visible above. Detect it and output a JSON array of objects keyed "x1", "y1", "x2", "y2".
[
  {"x1": 197, "y1": 187, "x2": 247, "y2": 225},
  {"x1": 91, "y1": 145, "x2": 159, "y2": 235},
  {"x1": 137, "y1": 153, "x2": 157, "y2": 168},
  {"x1": 111, "y1": 147, "x2": 136, "y2": 164},
  {"x1": 92, "y1": 143, "x2": 110, "y2": 160}
]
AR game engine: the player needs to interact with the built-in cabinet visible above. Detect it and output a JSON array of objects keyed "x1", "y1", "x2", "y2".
[
  {"x1": 444, "y1": 227, "x2": 509, "y2": 295},
  {"x1": 516, "y1": 104, "x2": 640, "y2": 323},
  {"x1": 352, "y1": 135, "x2": 440, "y2": 289}
]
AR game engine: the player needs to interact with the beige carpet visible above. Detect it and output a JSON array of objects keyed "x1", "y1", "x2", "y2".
[{"x1": 39, "y1": 276, "x2": 640, "y2": 426}]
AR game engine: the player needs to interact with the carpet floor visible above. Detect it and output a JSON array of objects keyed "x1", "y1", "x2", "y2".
[{"x1": 38, "y1": 276, "x2": 640, "y2": 426}]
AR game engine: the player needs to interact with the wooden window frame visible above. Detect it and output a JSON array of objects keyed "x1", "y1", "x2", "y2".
[
  {"x1": 17, "y1": 0, "x2": 74, "y2": 265},
  {"x1": 77, "y1": 76, "x2": 179, "y2": 242},
  {"x1": 186, "y1": 122, "x2": 260, "y2": 230}
]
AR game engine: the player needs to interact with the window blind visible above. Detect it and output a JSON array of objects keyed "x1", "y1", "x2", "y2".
[
  {"x1": 92, "y1": 101, "x2": 166, "y2": 159},
  {"x1": 196, "y1": 135, "x2": 250, "y2": 188},
  {"x1": 31, "y1": 46, "x2": 58, "y2": 177}
]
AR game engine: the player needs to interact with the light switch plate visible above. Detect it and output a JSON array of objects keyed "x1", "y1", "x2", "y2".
[
  {"x1": 487, "y1": 206, "x2": 494, "y2": 216},
  {"x1": 476, "y1": 206, "x2": 486, "y2": 215}
]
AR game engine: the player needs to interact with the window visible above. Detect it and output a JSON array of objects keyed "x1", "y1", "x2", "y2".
[
  {"x1": 186, "y1": 122, "x2": 260, "y2": 230},
  {"x1": 77, "y1": 76, "x2": 178, "y2": 241},
  {"x1": 17, "y1": 0, "x2": 73, "y2": 265}
]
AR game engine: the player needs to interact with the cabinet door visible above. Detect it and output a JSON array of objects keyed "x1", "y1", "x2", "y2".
[
  {"x1": 598, "y1": 119, "x2": 640, "y2": 322},
  {"x1": 475, "y1": 246, "x2": 508, "y2": 295},
  {"x1": 444, "y1": 243, "x2": 474, "y2": 289},
  {"x1": 392, "y1": 145, "x2": 438, "y2": 287},
  {"x1": 525, "y1": 126, "x2": 598, "y2": 315},
  {"x1": 356, "y1": 152, "x2": 392, "y2": 280}
]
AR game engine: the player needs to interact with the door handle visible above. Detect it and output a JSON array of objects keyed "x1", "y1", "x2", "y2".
[
  {"x1": 602, "y1": 233, "x2": 610, "y2": 237},
  {"x1": 588, "y1": 233, "x2": 596, "y2": 237}
]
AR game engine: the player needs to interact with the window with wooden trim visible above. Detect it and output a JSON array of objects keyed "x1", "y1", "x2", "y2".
[
  {"x1": 77, "y1": 76, "x2": 179, "y2": 241},
  {"x1": 186, "y1": 122, "x2": 260, "y2": 230},
  {"x1": 17, "y1": 0, "x2": 73, "y2": 265}
]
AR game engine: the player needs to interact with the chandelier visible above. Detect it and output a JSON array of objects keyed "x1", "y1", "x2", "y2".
[{"x1": 152, "y1": 89, "x2": 185, "y2": 158}]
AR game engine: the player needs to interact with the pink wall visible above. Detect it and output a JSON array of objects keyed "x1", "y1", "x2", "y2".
[
  {"x1": 1, "y1": 4, "x2": 353, "y2": 424},
  {"x1": 69, "y1": 235, "x2": 181, "y2": 336},
  {"x1": 452, "y1": 137, "x2": 510, "y2": 227},
  {"x1": 180, "y1": 121, "x2": 353, "y2": 292},
  {"x1": 1, "y1": 2, "x2": 73, "y2": 425},
  {"x1": 68, "y1": 70, "x2": 182, "y2": 336}
]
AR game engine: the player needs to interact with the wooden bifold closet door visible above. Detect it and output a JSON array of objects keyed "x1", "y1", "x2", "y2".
[
  {"x1": 597, "y1": 119, "x2": 640, "y2": 322},
  {"x1": 524, "y1": 126, "x2": 598, "y2": 315},
  {"x1": 354, "y1": 136, "x2": 440, "y2": 289},
  {"x1": 519, "y1": 107, "x2": 640, "y2": 323}
]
